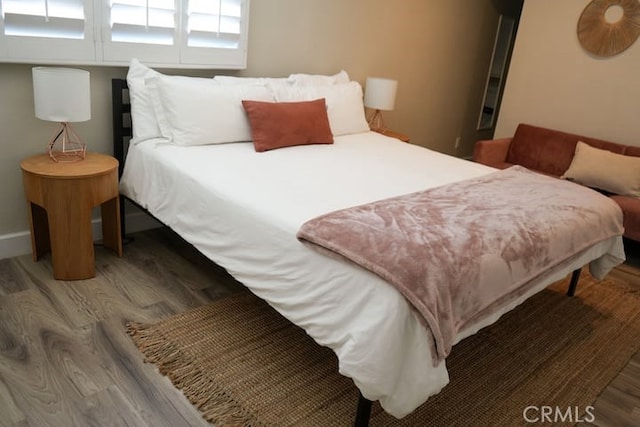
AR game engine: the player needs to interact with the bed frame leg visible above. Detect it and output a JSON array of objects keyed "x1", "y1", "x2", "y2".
[
  {"x1": 353, "y1": 392, "x2": 372, "y2": 427},
  {"x1": 119, "y1": 194, "x2": 126, "y2": 240},
  {"x1": 350, "y1": 267, "x2": 581, "y2": 427},
  {"x1": 567, "y1": 268, "x2": 581, "y2": 296}
]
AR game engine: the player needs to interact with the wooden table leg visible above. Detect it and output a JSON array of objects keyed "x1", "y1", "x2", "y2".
[
  {"x1": 46, "y1": 192, "x2": 95, "y2": 280},
  {"x1": 101, "y1": 196, "x2": 123, "y2": 256},
  {"x1": 27, "y1": 202, "x2": 51, "y2": 261}
]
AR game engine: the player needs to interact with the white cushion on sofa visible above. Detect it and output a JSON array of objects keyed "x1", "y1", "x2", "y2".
[{"x1": 562, "y1": 141, "x2": 640, "y2": 197}]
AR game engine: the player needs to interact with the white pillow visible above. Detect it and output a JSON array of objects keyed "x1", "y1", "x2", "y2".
[
  {"x1": 126, "y1": 58, "x2": 163, "y2": 143},
  {"x1": 145, "y1": 74, "x2": 219, "y2": 137},
  {"x1": 272, "y1": 82, "x2": 369, "y2": 136},
  {"x1": 287, "y1": 70, "x2": 350, "y2": 86},
  {"x1": 562, "y1": 141, "x2": 640, "y2": 197},
  {"x1": 214, "y1": 75, "x2": 290, "y2": 86},
  {"x1": 154, "y1": 75, "x2": 274, "y2": 145},
  {"x1": 127, "y1": 59, "x2": 218, "y2": 144}
]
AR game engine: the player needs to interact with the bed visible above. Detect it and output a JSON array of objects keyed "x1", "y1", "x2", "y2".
[{"x1": 112, "y1": 60, "x2": 626, "y2": 424}]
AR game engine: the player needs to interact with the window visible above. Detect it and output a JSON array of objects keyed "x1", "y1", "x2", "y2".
[
  {"x1": 0, "y1": 0, "x2": 95, "y2": 62},
  {"x1": 0, "y1": 0, "x2": 250, "y2": 68}
]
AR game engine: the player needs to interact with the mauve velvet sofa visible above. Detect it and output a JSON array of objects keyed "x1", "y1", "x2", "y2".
[{"x1": 472, "y1": 123, "x2": 640, "y2": 243}]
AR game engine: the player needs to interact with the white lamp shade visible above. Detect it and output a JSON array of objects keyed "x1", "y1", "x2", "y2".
[
  {"x1": 364, "y1": 77, "x2": 398, "y2": 111},
  {"x1": 33, "y1": 67, "x2": 91, "y2": 122}
]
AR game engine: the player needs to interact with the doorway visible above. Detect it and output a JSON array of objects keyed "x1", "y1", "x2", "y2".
[{"x1": 477, "y1": 0, "x2": 524, "y2": 134}]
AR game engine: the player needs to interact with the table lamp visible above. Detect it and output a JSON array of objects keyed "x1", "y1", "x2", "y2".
[
  {"x1": 32, "y1": 67, "x2": 91, "y2": 162},
  {"x1": 364, "y1": 77, "x2": 398, "y2": 131}
]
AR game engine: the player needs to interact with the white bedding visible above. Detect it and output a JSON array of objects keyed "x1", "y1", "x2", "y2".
[{"x1": 120, "y1": 131, "x2": 624, "y2": 418}]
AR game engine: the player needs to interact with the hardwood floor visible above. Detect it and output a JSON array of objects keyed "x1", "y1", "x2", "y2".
[
  {"x1": 0, "y1": 228, "x2": 243, "y2": 427},
  {"x1": 584, "y1": 260, "x2": 640, "y2": 427},
  {"x1": 0, "y1": 227, "x2": 638, "y2": 426}
]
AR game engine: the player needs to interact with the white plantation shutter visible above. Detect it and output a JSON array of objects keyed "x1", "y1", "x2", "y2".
[
  {"x1": 181, "y1": 0, "x2": 248, "y2": 66},
  {"x1": 101, "y1": 0, "x2": 180, "y2": 64},
  {"x1": 0, "y1": 0, "x2": 249, "y2": 68},
  {"x1": 187, "y1": 0, "x2": 241, "y2": 48},
  {"x1": 110, "y1": 0, "x2": 175, "y2": 45},
  {"x1": 0, "y1": 0, "x2": 95, "y2": 63},
  {"x1": 3, "y1": 0, "x2": 85, "y2": 38}
]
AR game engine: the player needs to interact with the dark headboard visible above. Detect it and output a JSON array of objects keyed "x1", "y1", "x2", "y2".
[{"x1": 111, "y1": 79, "x2": 131, "y2": 178}]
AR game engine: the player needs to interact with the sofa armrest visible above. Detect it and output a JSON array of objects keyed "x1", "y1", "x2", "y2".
[{"x1": 472, "y1": 137, "x2": 513, "y2": 167}]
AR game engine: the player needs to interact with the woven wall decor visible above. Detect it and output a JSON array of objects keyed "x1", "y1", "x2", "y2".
[{"x1": 577, "y1": 0, "x2": 640, "y2": 57}]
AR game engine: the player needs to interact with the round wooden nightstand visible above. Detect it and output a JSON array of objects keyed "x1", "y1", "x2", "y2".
[{"x1": 20, "y1": 152, "x2": 123, "y2": 280}]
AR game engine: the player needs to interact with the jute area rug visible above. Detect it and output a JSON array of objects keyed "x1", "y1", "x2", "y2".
[{"x1": 127, "y1": 274, "x2": 640, "y2": 426}]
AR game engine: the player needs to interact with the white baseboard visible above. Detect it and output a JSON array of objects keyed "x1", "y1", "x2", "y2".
[{"x1": 0, "y1": 211, "x2": 161, "y2": 261}]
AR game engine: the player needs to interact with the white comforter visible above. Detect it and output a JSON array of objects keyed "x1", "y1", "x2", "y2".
[{"x1": 120, "y1": 131, "x2": 624, "y2": 417}]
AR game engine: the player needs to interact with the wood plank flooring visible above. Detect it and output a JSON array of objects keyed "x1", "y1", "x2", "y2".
[
  {"x1": 0, "y1": 228, "x2": 243, "y2": 427},
  {"x1": 0, "y1": 227, "x2": 638, "y2": 426}
]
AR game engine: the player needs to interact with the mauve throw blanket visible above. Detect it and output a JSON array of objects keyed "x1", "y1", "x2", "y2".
[{"x1": 297, "y1": 166, "x2": 624, "y2": 362}]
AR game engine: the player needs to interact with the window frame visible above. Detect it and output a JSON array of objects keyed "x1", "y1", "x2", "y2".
[{"x1": 0, "y1": 0, "x2": 250, "y2": 69}]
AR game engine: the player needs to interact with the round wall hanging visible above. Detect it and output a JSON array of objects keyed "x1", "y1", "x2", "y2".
[{"x1": 577, "y1": 0, "x2": 640, "y2": 57}]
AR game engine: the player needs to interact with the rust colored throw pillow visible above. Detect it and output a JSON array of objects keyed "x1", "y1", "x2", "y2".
[{"x1": 242, "y1": 98, "x2": 334, "y2": 152}]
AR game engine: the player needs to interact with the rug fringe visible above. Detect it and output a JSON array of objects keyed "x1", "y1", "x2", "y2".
[
  {"x1": 125, "y1": 280, "x2": 640, "y2": 427},
  {"x1": 127, "y1": 321, "x2": 264, "y2": 427}
]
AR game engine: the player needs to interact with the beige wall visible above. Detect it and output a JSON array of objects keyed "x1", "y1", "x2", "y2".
[
  {"x1": 0, "y1": 0, "x2": 499, "y2": 240},
  {"x1": 244, "y1": 0, "x2": 500, "y2": 156},
  {"x1": 496, "y1": 0, "x2": 640, "y2": 145}
]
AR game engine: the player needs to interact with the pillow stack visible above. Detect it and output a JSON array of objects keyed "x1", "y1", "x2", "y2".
[{"x1": 126, "y1": 59, "x2": 369, "y2": 152}]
